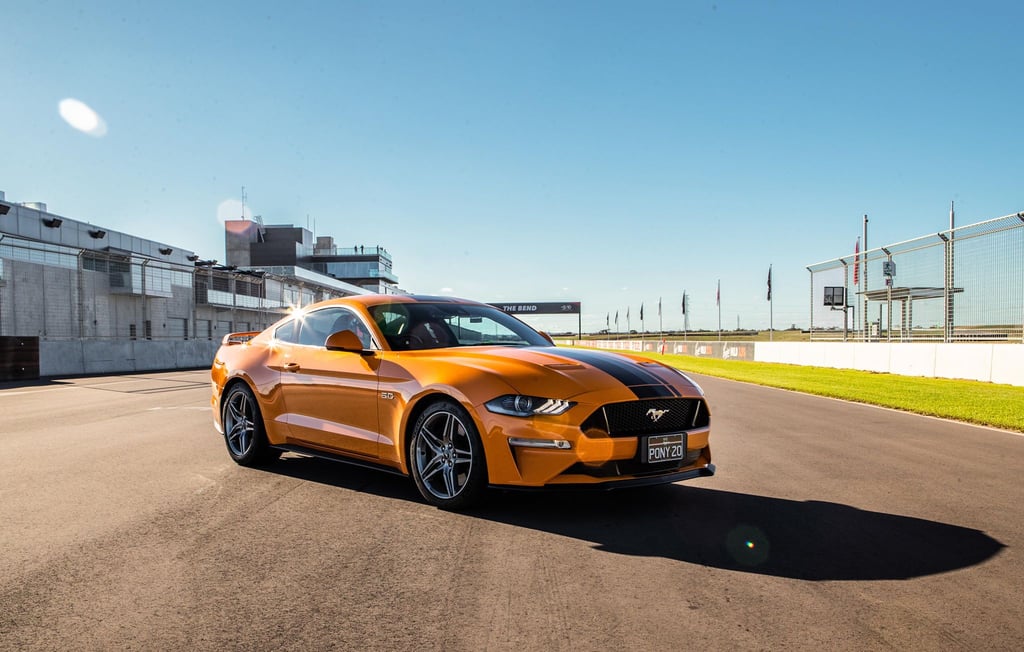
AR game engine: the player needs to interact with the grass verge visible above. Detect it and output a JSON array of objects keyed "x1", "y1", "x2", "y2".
[{"x1": 598, "y1": 349, "x2": 1024, "y2": 433}]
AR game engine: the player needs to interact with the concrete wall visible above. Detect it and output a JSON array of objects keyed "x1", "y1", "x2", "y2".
[{"x1": 40, "y1": 339, "x2": 220, "y2": 377}]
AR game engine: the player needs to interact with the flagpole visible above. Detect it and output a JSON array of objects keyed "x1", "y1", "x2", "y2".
[
  {"x1": 658, "y1": 297, "x2": 663, "y2": 353},
  {"x1": 853, "y1": 236, "x2": 860, "y2": 338},
  {"x1": 640, "y1": 302, "x2": 644, "y2": 351},
  {"x1": 683, "y1": 292, "x2": 688, "y2": 341},
  {"x1": 768, "y1": 264, "x2": 774, "y2": 342},
  {"x1": 717, "y1": 280, "x2": 722, "y2": 341}
]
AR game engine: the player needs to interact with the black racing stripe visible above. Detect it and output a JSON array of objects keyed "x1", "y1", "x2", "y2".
[
  {"x1": 631, "y1": 384, "x2": 677, "y2": 399},
  {"x1": 542, "y1": 348, "x2": 681, "y2": 398},
  {"x1": 548, "y1": 348, "x2": 673, "y2": 390}
]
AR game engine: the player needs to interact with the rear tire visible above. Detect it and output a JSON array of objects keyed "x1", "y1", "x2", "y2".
[
  {"x1": 222, "y1": 383, "x2": 280, "y2": 467},
  {"x1": 409, "y1": 400, "x2": 487, "y2": 509}
]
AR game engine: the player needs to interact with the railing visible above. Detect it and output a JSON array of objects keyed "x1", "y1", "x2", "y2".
[
  {"x1": 807, "y1": 211, "x2": 1024, "y2": 343},
  {"x1": 311, "y1": 245, "x2": 393, "y2": 261}
]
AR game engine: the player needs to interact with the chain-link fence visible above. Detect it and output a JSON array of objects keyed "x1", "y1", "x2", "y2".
[
  {"x1": 808, "y1": 211, "x2": 1024, "y2": 342},
  {"x1": 0, "y1": 235, "x2": 350, "y2": 340}
]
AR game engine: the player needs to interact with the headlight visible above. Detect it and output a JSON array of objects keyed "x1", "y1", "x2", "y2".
[{"x1": 485, "y1": 395, "x2": 576, "y2": 417}]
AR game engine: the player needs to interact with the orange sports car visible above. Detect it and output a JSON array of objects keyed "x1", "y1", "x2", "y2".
[{"x1": 211, "y1": 295, "x2": 714, "y2": 508}]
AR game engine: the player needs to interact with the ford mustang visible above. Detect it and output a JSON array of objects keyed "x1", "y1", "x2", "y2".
[{"x1": 211, "y1": 295, "x2": 714, "y2": 508}]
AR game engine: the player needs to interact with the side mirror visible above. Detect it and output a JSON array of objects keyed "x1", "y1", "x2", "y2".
[
  {"x1": 325, "y1": 330, "x2": 369, "y2": 354},
  {"x1": 539, "y1": 331, "x2": 555, "y2": 345}
]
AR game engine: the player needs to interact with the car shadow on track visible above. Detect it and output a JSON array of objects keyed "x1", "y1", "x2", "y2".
[
  {"x1": 479, "y1": 486, "x2": 1007, "y2": 581},
  {"x1": 262, "y1": 455, "x2": 1005, "y2": 582}
]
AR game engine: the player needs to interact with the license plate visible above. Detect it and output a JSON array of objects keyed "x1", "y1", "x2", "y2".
[{"x1": 645, "y1": 432, "x2": 686, "y2": 464}]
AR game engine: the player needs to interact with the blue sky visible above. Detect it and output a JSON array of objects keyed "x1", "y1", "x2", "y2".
[{"x1": 3, "y1": 1, "x2": 1022, "y2": 332}]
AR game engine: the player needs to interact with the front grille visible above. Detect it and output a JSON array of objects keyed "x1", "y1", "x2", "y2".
[{"x1": 580, "y1": 398, "x2": 709, "y2": 437}]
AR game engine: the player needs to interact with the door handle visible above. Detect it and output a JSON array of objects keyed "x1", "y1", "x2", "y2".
[{"x1": 284, "y1": 362, "x2": 300, "y2": 372}]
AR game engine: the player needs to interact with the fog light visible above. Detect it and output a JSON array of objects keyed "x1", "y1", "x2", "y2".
[{"x1": 508, "y1": 437, "x2": 571, "y2": 450}]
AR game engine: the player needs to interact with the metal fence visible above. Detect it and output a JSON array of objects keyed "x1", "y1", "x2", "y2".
[
  {"x1": 807, "y1": 211, "x2": 1024, "y2": 342},
  {"x1": 0, "y1": 235, "x2": 349, "y2": 340}
]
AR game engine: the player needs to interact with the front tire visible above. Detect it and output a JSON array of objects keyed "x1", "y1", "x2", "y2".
[
  {"x1": 409, "y1": 401, "x2": 487, "y2": 509},
  {"x1": 222, "y1": 383, "x2": 280, "y2": 467}
]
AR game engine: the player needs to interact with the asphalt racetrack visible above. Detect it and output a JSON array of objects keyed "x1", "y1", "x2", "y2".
[{"x1": 1, "y1": 369, "x2": 1021, "y2": 650}]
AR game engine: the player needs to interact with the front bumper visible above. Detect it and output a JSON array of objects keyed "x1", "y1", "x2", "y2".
[{"x1": 491, "y1": 462, "x2": 716, "y2": 492}]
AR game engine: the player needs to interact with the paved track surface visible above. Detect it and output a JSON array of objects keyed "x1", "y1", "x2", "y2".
[{"x1": 1, "y1": 369, "x2": 1021, "y2": 651}]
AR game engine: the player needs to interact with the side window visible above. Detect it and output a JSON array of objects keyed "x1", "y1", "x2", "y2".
[
  {"x1": 297, "y1": 307, "x2": 374, "y2": 349},
  {"x1": 274, "y1": 319, "x2": 298, "y2": 343},
  {"x1": 297, "y1": 308, "x2": 346, "y2": 347},
  {"x1": 333, "y1": 308, "x2": 374, "y2": 349}
]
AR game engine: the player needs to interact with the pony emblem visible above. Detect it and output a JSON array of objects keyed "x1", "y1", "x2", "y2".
[{"x1": 646, "y1": 408, "x2": 670, "y2": 423}]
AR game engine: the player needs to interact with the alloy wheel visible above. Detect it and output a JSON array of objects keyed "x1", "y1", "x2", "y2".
[
  {"x1": 413, "y1": 409, "x2": 475, "y2": 500},
  {"x1": 224, "y1": 389, "x2": 255, "y2": 457}
]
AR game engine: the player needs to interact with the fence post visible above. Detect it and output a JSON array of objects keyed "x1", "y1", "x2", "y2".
[
  {"x1": 191, "y1": 265, "x2": 198, "y2": 343},
  {"x1": 141, "y1": 259, "x2": 149, "y2": 339},
  {"x1": 808, "y1": 267, "x2": 814, "y2": 340},
  {"x1": 77, "y1": 251, "x2": 85, "y2": 338},
  {"x1": 885, "y1": 250, "x2": 893, "y2": 342},
  {"x1": 843, "y1": 261, "x2": 850, "y2": 341},
  {"x1": 944, "y1": 205, "x2": 955, "y2": 343},
  {"x1": 862, "y1": 214, "x2": 869, "y2": 342}
]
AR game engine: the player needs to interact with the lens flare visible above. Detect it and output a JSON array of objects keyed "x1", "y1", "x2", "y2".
[
  {"x1": 725, "y1": 525, "x2": 770, "y2": 567},
  {"x1": 58, "y1": 98, "x2": 108, "y2": 137},
  {"x1": 217, "y1": 199, "x2": 252, "y2": 224}
]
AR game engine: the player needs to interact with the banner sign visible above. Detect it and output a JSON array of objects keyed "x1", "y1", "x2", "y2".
[{"x1": 490, "y1": 302, "x2": 581, "y2": 315}]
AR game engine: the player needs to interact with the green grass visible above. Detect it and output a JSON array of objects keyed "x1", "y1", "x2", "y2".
[{"x1": 595, "y1": 349, "x2": 1024, "y2": 433}]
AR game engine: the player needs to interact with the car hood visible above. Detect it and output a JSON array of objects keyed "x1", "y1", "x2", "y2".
[{"x1": 408, "y1": 345, "x2": 702, "y2": 401}]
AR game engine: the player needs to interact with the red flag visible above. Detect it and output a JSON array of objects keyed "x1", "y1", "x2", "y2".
[{"x1": 854, "y1": 238, "x2": 860, "y2": 285}]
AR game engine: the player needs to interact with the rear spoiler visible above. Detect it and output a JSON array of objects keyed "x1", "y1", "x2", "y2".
[{"x1": 221, "y1": 331, "x2": 263, "y2": 346}]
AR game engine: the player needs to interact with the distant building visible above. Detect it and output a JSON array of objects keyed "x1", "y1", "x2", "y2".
[
  {"x1": 0, "y1": 190, "x2": 377, "y2": 378},
  {"x1": 224, "y1": 219, "x2": 402, "y2": 294}
]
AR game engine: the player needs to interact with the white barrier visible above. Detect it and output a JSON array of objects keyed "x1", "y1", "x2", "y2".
[
  {"x1": 755, "y1": 342, "x2": 1024, "y2": 387},
  {"x1": 565, "y1": 339, "x2": 1024, "y2": 387}
]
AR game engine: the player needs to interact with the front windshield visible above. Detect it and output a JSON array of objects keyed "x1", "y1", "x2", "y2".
[{"x1": 369, "y1": 302, "x2": 551, "y2": 351}]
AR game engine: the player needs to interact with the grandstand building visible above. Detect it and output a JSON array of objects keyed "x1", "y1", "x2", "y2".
[{"x1": 224, "y1": 219, "x2": 401, "y2": 295}]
